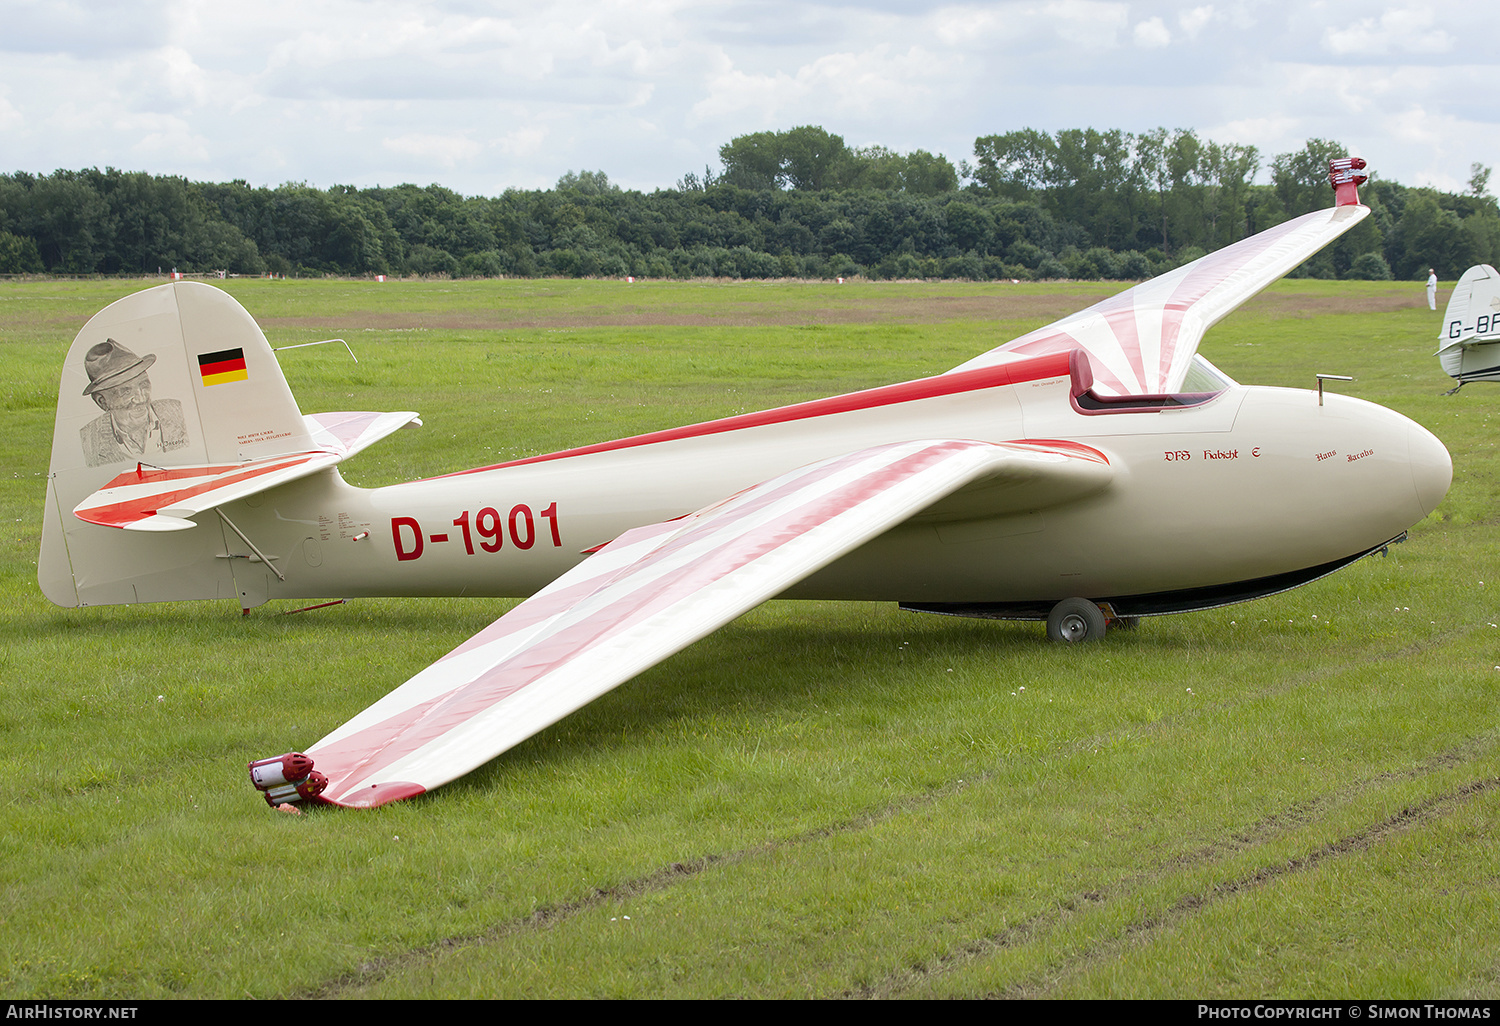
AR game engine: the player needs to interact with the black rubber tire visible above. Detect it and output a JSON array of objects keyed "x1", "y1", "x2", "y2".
[{"x1": 1046, "y1": 598, "x2": 1107, "y2": 643}]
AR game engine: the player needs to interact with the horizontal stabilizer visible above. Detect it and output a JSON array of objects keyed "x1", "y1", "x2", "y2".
[
  {"x1": 952, "y1": 203, "x2": 1370, "y2": 395},
  {"x1": 73, "y1": 452, "x2": 340, "y2": 530},
  {"x1": 294, "y1": 437, "x2": 1112, "y2": 807},
  {"x1": 303, "y1": 410, "x2": 421, "y2": 459},
  {"x1": 73, "y1": 413, "x2": 423, "y2": 531}
]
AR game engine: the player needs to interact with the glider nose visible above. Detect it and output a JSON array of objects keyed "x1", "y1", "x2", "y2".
[{"x1": 1409, "y1": 421, "x2": 1452, "y2": 518}]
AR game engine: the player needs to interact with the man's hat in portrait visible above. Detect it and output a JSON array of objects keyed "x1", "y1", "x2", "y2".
[{"x1": 82, "y1": 339, "x2": 157, "y2": 396}]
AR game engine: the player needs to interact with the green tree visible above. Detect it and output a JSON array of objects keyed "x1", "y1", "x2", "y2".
[
  {"x1": 899, "y1": 150, "x2": 959, "y2": 196},
  {"x1": 718, "y1": 131, "x2": 785, "y2": 190},
  {"x1": 1198, "y1": 140, "x2": 1260, "y2": 247},
  {"x1": 1392, "y1": 192, "x2": 1469, "y2": 279},
  {"x1": 1133, "y1": 127, "x2": 1175, "y2": 253},
  {"x1": 1271, "y1": 138, "x2": 1350, "y2": 218},
  {"x1": 0, "y1": 229, "x2": 43, "y2": 272},
  {"x1": 843, "y1": 146, "x2": 904, "y2": 190},
  {"x1": 556, "y1": 170, "x2": 618, "y2": 195},
  {"x1": 778, "y1": 126, "x2": 849, "y2": 191},
  {"x1": 28, "y1": 173, "x2": 110, "y2": 271},
  {"x1": 1468, "y1": 162, "x2": 1491, "y2": 199},
  {"x1": 971, "y1": 129, "x2": 1055, "y2": 198}
]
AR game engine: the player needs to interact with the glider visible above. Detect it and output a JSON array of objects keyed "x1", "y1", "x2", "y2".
[
  {"x1": 1436, "y1": 263, "x2": 1500, "y2": 392},
  {"x1": 37, "y1": 160, "x2": 1451, "y2": 808}
]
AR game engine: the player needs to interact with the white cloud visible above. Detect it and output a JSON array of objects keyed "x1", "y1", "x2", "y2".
[
  {"x1": 497, "y1": 125, "x2": 549, "y2": 158},
  {"x1": 931, "y1": 1, "x2": 1129, "y2": 50},
  {"x1": 1276, "y1": 62, "x2": 1380, "y2": 115},
  {"x1": 1041, "y1": 0, "x2": 1131, "y2": 50},
  {"x1": 3, "y1": 0, "x2": 170, "y2": 56},
  {"x1": 122, "y1": 112, "x2": 213, "y2": 162},
  {"x1": 0, "y1": 94, "x2": 21, "y2": 132},
  {"x1": 382, "y1": 133, "x2": 483, "y2": 167},
  {"x1": 153, "y1": 46, "x2": 211, "y2": 107},
  {"x1": 133, "y1": 131, "x2": 211, "y2": 164},
  {"x1": 1133, "y1": 17, "x2": 1171, "y2": 48},
  {"x1": 1178, "y1": 5, "x2": 1215, "y2": 39},
  {"x1": 1323, "y1": 7, "x2": 1453, "y2": 57},
  {"x1": 689, "y1": 44, "x2": 944, "y2": 126}
]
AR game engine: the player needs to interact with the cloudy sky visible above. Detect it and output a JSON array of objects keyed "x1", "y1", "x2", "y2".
[{"x1": 3, "y1": 0, "x2": 1494, "y2": 197}]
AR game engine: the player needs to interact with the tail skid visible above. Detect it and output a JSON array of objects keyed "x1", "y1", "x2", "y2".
[{"x1": 39, "y1": 282, "x2": 418, "y2": 610}]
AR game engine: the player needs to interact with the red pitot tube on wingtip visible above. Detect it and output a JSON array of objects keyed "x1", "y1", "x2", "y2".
[{"x1": 1328, "y1": 158, "x2": 1369, "y2": 206}]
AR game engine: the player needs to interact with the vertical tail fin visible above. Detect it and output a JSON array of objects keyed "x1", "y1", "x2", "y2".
[
  {"x1": 1437, "y1": 264, "x2": 1500, "y2": 386},
  {"x1": 40, "y1": 282, "x2": 314, "y2": 607}
]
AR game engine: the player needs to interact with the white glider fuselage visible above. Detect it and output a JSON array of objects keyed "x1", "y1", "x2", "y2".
[{"x1": 230, "y1": 354, "x2": 1448, "y2": 613}]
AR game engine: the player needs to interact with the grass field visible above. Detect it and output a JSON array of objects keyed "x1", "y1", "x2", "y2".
[{"x1": 1, "y1": 275, "x2": 1496, "y2": 999}]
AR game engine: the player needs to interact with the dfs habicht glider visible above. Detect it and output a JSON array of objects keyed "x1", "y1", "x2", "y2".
[
  {"x1": 1437, "y1": 263, "x2": 1500, "y2": 392},
  {"x1": 39, "y1": 159, "x2": 1451, "y2": 809}
]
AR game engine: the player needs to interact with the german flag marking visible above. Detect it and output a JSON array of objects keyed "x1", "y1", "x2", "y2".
[{"x1": 198, "y1": 347, "x2": 248, "y2": 386}]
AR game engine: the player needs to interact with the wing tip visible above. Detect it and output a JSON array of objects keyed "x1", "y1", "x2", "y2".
[{"x1": 324, "y1": 780, "x2": 428, "y2": 809}]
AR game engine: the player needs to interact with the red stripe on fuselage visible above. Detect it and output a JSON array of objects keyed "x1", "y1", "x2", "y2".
[
  {"x1": 1003, "y1": 439, "x2": 1109, "y2": 464},
  {"x1": 435, "y1": 351, "x2": 1075, "y2": 479}
]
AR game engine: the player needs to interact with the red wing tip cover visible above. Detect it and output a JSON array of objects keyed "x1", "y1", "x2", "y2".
[
  {"x1": 330, "y1": 781, "x2": 428, "y2": 808},
  {"x1": 249, "y1": 752, "x2": 425, "y2": 809},
  {"x1": 266, "y1": 438, "x2": 1108, "y2": 810}
]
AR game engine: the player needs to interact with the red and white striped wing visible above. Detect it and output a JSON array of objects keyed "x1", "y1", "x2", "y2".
[
  {"x1": 952, "y1": 204, "x2": 1371, "y2": 395},
  {"x1": 73, "y1": 452, "x2": 340, "y2": 531},
  {"x1": 304, "y1": 438, "x2": 1110, "y2": 807}
]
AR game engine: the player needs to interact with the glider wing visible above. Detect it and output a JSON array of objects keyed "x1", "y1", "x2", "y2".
[
  {"x1": 951, "y1": 204, "x2": 1371, "y2": 395},
  {"x1": 295, "y1": 437, "x2": 1114, "y2": 808}
]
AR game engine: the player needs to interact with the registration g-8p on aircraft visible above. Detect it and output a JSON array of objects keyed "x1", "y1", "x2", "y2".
[
  {"x1": 39, "y1": 159, "x2": 1451, "y2": 809},
  {"x1": 1436, "y1": 262, "x2": 1500, "y2": 392}
]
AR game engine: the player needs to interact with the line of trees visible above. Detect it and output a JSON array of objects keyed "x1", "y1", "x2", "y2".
[{"x1": 2, "y1": 127, "x2": 1496, "y2": 282}]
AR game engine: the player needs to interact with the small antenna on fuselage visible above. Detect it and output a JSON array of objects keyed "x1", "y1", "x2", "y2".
[{"x1": 272, "y1": 338, "x2": 358, "y2": 363}]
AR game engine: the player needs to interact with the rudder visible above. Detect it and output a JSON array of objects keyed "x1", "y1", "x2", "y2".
[
  {"x1": 40, "y1": 282, "x2": 315, "y2": 607},
  {"x1": 1438, "y1": 264, "x2": 1500, "y2": 386}
]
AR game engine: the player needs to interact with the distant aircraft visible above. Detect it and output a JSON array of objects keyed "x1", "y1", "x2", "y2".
[
  {"x1": 1436, "y1": 263, "x2": 1500, "y2": 393},
  {"x1": 39, "y1": 160, "x2": 1451, "y2": 809}
]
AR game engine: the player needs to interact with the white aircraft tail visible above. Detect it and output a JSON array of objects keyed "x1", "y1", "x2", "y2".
[
  {"x1": 1437, "y1": 264, "x2": 1500, "y2": 389},
  {"x1": 39, "y1": 282, "x2": 418, "y2": 609}
]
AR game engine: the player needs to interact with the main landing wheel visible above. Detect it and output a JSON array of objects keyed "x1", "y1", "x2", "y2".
[{"x1": 1046, "y1": 598, "x2": 1107, "y2": 643}]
